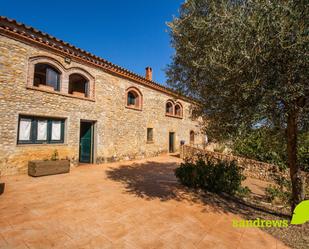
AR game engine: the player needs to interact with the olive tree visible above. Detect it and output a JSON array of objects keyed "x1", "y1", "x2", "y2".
[{"x1": 167, "y1": 0, "x2": 308, "y2": 211}]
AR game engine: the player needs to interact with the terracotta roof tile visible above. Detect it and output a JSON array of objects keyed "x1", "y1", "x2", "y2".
[{"x1": 0, "y1": 16, "x2": 194, "y2": 102}]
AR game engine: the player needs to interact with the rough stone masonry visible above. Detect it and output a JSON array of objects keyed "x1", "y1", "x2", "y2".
[{"x1": 0, "y1": 17, "x2": 203, "y2": 175}]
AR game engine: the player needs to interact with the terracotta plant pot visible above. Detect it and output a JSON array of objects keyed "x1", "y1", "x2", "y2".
[{"x1": 0, "y1": 182, "x2": 4, "y2": 195}]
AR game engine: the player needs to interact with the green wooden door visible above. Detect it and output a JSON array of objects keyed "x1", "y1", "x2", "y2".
[
  {"x1": 79, "y1": 122, "x2": 93, "y2": 163},
  {"x1": 169, "y1": 132, "x2": 175, "y2": 153}
]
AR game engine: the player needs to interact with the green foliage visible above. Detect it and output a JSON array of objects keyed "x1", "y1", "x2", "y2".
[
  {"x1": 298, "y1": 132, "x2": 309, "y2": 172},
  {"x1": 167, "y1": 0, "x2": 308, "y2": 207},
  {"x1": 175, "y1": 158, "x2": 247, "y2": 196},
  {"x1": 233, "y1": 128, "x2": 287, "y2": 169},
  {"x1": 265, "y1": 175, "x2": 292, "y2": 205},
  {"x1": 50, "y1": 149, "x2": 59, "y2": 161},
  {"x1": 167, "y1": 0, "x2": 308, "y2": 139},
  {"x1": 233, "y1": 129, "x2": 309, "y2": 172},
  {"x1": 213, "y1": 144, "x2": 226, "y2": 153}
]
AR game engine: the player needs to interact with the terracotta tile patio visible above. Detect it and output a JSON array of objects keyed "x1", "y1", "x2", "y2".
[{"x1": 0, "y1": 155, "x2": 290, "y2": 249}]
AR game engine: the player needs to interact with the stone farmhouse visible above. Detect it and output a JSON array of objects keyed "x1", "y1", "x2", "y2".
[{"x1": 0, "y1": 16, "x2": 203, "y2": 176}]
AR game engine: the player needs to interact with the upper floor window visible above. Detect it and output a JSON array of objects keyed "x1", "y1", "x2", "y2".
[
  {"x1": 69, "y1": 73, "x2": 89, "y2": 98},
  {"x1": 126, "y1": 87, "x2": 142, "y2": 110},
  {"x1": 33, "y1": 63, "x2": 61, "y2": 91},
  {"x1": 175, "y1": 103, "x2": 183, "y2": 117},
  {"x1": 166, "y1": 102, "x2": 174, "y2": 115},
  {"x1": 28, "y1": 56, "x2": 95, "y2": 101},
  {"x1": 166, "y1": 100, "x2": 183, "y2": 118}
]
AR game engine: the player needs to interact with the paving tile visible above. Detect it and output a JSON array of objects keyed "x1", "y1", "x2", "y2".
[
  {"x1": 0, "y1": 155, "x2": 290, "y2": 249},
  {"x1": 69, "y1": 234, "x2": 113, "y2": 249},
  {"x1": 237, "y1": 228, "x2": 277, "y2": 249},
  {"x1": 159, "y1": 231, "x2": 197, "y2": 249}
]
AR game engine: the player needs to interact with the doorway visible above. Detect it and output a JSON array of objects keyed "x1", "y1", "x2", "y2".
[
  {"x1": 169, "y1": 132, "x2": 175, "y2": 153},
  {"x1": 79, "y1": 121, "x2": 94, "y2": 163}
]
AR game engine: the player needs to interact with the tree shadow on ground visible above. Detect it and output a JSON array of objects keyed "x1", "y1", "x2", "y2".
[
  {"x1": 106, "y1": 159, "x2": 309, "y2": 249},
  {"x1": 105, "y1": 160, "x2": 289, "y2": 219}
]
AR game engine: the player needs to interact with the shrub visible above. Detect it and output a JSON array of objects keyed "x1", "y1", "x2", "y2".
[
  {"x1": 233, "y1": 128, "x2": 287, "y2": 169},
  {"x1": 50, "y1": 149, "x2": 59, "y2": 161},
  {"x1": 213, "y1": 144, "x2": 226, "y2": 153},
  {"x1": 233, "y1": 129, "x2": 309, "y2": 172},
  {"x1": 265, "y1": 175, "x2": 292, "y2": 205},
  {"x1": 175, "y1": 158, "x2": 247, "y2": 196}
]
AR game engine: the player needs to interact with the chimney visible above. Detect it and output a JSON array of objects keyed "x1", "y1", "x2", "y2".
[{"x1": 145, "y1": 67, "x2": 152, "y2": 81}]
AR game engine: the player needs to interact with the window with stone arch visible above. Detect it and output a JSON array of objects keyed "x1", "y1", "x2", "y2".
[
  {"x1": 33, "y1": 63, "x2": 61, "y2": 91},
  {"x1": 28, "y1": 56, "x2": 64, "y2": 91},
  {"x1": 175, "y1": 102, "x2": 183, "y2": 117},
  {"x1": 126, "y1": 87, "x2": 143, "y2": 110},
  {"x1": 190, "y1": 130, "x2": 195, "y2": 145},
  {"x1": 67, "y1": 67, "x2": 95, "y2": 99},
  {"x1": 68, "y1": 73, "x2": 89, "y2": 98},
  {"x1": 166, "y1": 101, "x2": 174, "y2": 115},
  {"x1": 28, "y1": 56, "x2": 95, "y2": 100}
]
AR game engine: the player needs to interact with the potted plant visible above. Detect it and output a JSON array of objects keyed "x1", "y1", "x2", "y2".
[{"x1": 28, "y1": 149, "x2": 70, "y2": 177}]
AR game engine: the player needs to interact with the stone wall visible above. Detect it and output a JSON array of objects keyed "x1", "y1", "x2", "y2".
[
  {"x1": 0, "y1": 35, "x2": 204, "y2": 175},
  {"x1": 180, "y1": 145, "x2": 290, "y2": 181}
]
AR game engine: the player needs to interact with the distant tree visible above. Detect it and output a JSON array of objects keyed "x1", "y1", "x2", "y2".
[{"x1": 167, "y1": 0, "x2": 308, "y2": 212}]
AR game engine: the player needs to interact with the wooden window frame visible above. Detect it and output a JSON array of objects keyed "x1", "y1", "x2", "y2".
[
  {"x1": 147, "y1": 128, "x2": 154, "y2": 143},
  {"x1": 125, "y1": 87, "x2": 143, "y2": 111},
  {"x1": 17, "y1": 115, "x2": 65, "y2": 145}
]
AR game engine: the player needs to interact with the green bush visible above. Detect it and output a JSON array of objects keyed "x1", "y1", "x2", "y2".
[
  {"x1": 233, "y1": 129, "x2": 309, "y2": 172},
  {"x1": 265, "y1": 175, "x2": 292, "y2": 205},
  {"x1": 175, "y1": 158, "x2": 247, "y2": 196},
  {"x1": 50, "y1": 149, "x2": 59, "y2": 161},
  {"x1": 233, "y1": 128, "x2": 287, "y2": 169}
]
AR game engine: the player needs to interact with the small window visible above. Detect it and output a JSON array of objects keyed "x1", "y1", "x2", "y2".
[
  {"x1": 33, "y1": 63, "x2": 61, "y2": 91},
  {"x1": 17, "y1": 115, "x2": 65, "y2": 144},
  {"x1": 190, "y1": 130, "x2": 195, "y2": 145},
  {"x1": 175, "y1": 104, "x2": 183, "y2": 117},
  {"x1": 127, "y1": 91, "x2": 138, "y2": 106},
  {"x1": 126, "y1": 87, "x2": 142, "y2": 110},
  {"x1": 69, "y1": 73, "x2": 89, "y2": 97},
  {"x1": 147, "y1": 128, "x2": 153, "y2": 142},
  {"x1": 166, "y1": 102, "x2": 174, "y2": 115}
]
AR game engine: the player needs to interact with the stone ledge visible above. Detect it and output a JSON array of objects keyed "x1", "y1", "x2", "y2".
[
  {"x1": 26, "y1": 86, "x2": 95, "y2": 102},
  {"x1": 180, "y1": 145, "x2": 290, "y2": 181}
]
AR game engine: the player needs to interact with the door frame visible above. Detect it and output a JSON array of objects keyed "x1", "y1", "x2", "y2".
[
  {"x1": 79, "y1": 120, "x2": 96, "y2": 163},
  {"x1": 169, "y1": 132, "x2": 175, "y2": 153}
]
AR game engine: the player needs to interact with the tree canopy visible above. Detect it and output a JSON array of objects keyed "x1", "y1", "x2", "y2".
[{"x1": 167, "y1": 0, "x2": 308, "y2": 139}]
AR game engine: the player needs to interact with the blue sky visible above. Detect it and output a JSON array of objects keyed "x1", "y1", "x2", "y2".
[{"x1": 1, "y1": 0, "x2": 183, "y2": 85}]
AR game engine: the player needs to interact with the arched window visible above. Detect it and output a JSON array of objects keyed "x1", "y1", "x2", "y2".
[
  {"x1": 69, "y1": 73, "x2": 89, "y2": 97},
  {"x1": 190, "y1": 130, "x2": 195, "y2": 145},
  {"x1": 175, "y1": 103, "x2": 183, "y2": 117},
  {"x1": 166, "y1": 102, "x2": 174, "y2": 115},
  {"x1": 33, "y1": 63, "x2": 61, "y2": 91},
  {"x1": 126, "y1": 87, "x2": 142, "y2": 110}
]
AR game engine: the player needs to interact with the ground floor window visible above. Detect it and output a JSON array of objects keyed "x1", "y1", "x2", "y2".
[
  {"x1": 147, "y1": 128, "x2": 153, "y2": 142},
  {"x1": 18, "y1": 115, "x2": 65, "y2": 144}
]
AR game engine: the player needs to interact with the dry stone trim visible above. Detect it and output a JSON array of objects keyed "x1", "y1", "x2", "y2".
[{"x1": 180, "y1": 145, "x2": 291, "y2": 181}]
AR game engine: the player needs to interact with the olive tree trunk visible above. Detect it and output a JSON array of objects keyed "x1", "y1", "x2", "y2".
[{"x1": 287, "y1": 109, "x2": 305, "y2": 212}]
